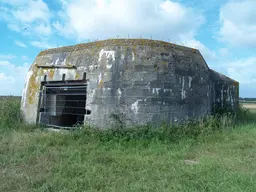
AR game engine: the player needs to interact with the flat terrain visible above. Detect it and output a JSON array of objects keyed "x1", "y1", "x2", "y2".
[
  {"x1": 0, "y1": 97, "x2": 256, "y2": 191},
  {"x1": 0, "y1": 125, "x2": 256, "y2": 191}
]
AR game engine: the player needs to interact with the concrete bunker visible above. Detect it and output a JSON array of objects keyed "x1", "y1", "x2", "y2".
[{"x1": 21, "y1": 39, "x2": 239, "y2": 129}]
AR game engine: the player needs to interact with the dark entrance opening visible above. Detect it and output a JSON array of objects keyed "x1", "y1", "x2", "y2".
[{"x1": 37, "y1": 80, "x2": 90, "y2": 128}]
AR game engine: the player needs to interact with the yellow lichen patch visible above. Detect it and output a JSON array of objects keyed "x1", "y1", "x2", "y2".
[
  {"x1": 39, "y1": 68, "x2": 45, "y2": 76},
  {"x1": 27, "y1": 65, "x2": 40, "y2": 104},
  {"x1": 48, "y1": 69, "x2": 55, "y2": 79},
  {"x1": 75, "y1": 73, "x2": 80, "y2": 80}
]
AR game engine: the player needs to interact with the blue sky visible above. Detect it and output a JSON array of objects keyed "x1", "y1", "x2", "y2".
[{"x1": 0, "y1": 0, "x2": 255, "y2": 97}]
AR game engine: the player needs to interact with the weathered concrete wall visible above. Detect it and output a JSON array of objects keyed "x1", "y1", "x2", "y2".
[
  {"x1": 21, "y1": 39, "x2": 236, "y2": 128},
  {"x1": 210, "y1": 69, "x2": 239, "y2": 114}
]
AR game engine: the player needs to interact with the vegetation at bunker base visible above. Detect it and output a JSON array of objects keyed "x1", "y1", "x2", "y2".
[
  {"x1": 0, "y1": 97, "x2": 36, "y2": 133},
  {"x1": 0, "y1": 97, "x2": 256, "y2": 192}
]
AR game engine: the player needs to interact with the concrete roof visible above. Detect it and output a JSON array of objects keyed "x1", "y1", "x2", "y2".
[{"x1": 38, "y1": 39, "x2": 200, "y2": 56}]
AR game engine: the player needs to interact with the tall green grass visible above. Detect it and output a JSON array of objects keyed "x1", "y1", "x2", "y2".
[
  {"x1": 1, "y1": 97, "x2": 255, "y2": 140},
  {"x1": 0, "y1": 97, "x2": 36, "y2": 133},
  {"x1": 0, "y1": 98, "x2": 22, "y2": 127},
  {"x1": 73, "y1": 106, "x2": 256, "y2": 144},
  {"x1": 1, "y1": 98, "x2": 256, "y2": 192}
]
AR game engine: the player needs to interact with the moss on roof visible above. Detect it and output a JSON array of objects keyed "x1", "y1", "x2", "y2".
[{"x1": 38, "y1": 39, "x2": 199, "y2": 56}]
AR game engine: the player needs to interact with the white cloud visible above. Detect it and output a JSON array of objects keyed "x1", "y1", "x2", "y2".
[
  {"x1": 53, "y1": 0, "x2": 219, "y2": 63},
  {"x1": 0, "y1": 73, "x2": 15, "y2": 82},
  {"x1": 54, "y1": 0, "x2": 205, "y2": 42},
  {"x1": 12, "y1": 0, "x2": 50, "y2": 23},
  {"x1": 2, "y1": 0, "x2": 216, "y2": 64},
  {"x1": 0, "y1": 54, "x2": 16, "y2": 60},
  {"x1": 30, "y1": 41, "x2": 56, "y2": 49},
  {"x1": 7, "y1": 24, "x2": 21, "y2": 32},
  {"x1": 34, "y1": 23, "x2": 52, "y2": 36},
  {"x1": 219, "y1": 0, "x2": 256, "y2": 47},
  {"x1": 0, "y1": 0, "x2": 28, "y2": 5},
  {"x1": 0, "y1": 5, "x2": 8, "y2": 18},
  {"x1": 0, "y1": 0, "x2": 221, "y2": 58},
  {"x1": 0, "y1": 60, "x2": 30, "y2": 96},
  {"x1": 53, "y1": 20, "x2": 74, "y2": 38},
  {"x1": 15, "y1": 40, "x2": 27, "y2": 48},
  {"x1": 53, "y1": 0, "x2": 221, "y2": 63},
  {"x1": 21, "y1": 56, "x2": 29, "y2": 60},
  {"x1": 0, "y1": 0, "x2": 52, "y2": 37},
  {"x1": 218, "y1": 48, "x2": 229, "y2": 57},
  {"x1": 227, "y1": 57, "x2": 256, "y2": 84}
]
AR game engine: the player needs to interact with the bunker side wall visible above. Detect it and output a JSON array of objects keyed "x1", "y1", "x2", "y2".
[{"x1": 210, "y1": 70, "x2": 239, "y2": 114}]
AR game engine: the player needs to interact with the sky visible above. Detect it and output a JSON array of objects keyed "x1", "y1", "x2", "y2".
[{"x1": 0, "y1": 0, "x2": 255, "y2": 97}]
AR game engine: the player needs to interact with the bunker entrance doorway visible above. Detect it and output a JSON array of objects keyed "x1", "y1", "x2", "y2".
[{"x1": 38, "y1": 80, "x2": 90, "y2": 128}]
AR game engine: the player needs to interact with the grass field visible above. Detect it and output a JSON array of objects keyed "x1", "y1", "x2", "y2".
[{"x1": 1, "y1": 98, "x2": 256, "y2": 192}]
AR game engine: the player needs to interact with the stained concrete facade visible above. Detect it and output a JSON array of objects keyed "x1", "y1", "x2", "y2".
[
  {"x1": 20, "y1": 39, "x2": 239, "y2": 128},
  {"x1": 210, "y1": 69, "x2": 239, "y2": 114}
]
